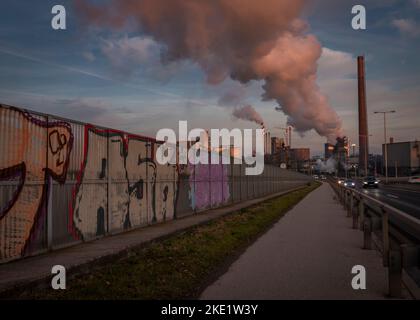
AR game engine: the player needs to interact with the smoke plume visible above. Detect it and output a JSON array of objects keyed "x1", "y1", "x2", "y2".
[
  {"x1": 75, "y1": 0, "x2": 343, "y2": 142},
  {"x1": 316, "y1": 158, "x2": 337, "y2": 174},
  {"x1": 232, "y1": 105, "x2": 264, "y2": 127}
]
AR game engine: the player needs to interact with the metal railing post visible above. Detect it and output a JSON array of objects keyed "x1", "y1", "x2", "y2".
[
  {"x1": 343, "y1": 188, "x2": 346, "y2": 206},
  {"x1": 363, "y1": 218, "x2": 372, "y2": 250},
  {"x1": 382, "y1": 210, "x2": 389, "y2": 267},
  {"x1": 347, "y1": 192, "x2": 353, "y2": 217},
  {"x1": 358, "y1": 198, "x2": 365, "y2": 230},
  {"x1": 352, "y1": 198, "x2": 359, "y2": 229},
  {"x1": 401, "y1": 244, "x2": 419, "y2": 269},
  {"x1": 388, "y1": 249, "x2": 402, "y2": 298}
]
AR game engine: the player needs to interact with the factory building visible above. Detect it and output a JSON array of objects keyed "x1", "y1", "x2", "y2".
[
  {"x1": 290, "y1": 148, "x2": 310, "y2": 162},
  {"x1": 383, "y1": 140, "x2": 420, "y2": 176},
  {"x1": 324, "y1": 143, "x2": 334, "y2": 159},
  {"x1": 271, "y1": 137, "x2": 284, "y2": 155},
  {"x1": 322, "y1": 137, "x2": 349, "y2": 176},
  {"x1": 288, "y1": 148, "x2": 310, "y2": 172},
  {"x1": 264, "y1": 131, "x2": 272, "y2": 155}
]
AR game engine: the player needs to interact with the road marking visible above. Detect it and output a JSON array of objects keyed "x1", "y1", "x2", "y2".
[{"x1": 387, "y1": 194, "x2": 399, "y2": 199}]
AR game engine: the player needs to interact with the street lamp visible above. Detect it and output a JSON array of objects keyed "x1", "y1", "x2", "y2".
[{"x1": 374, "y1": 110, "x2": 396, "y2": 183}]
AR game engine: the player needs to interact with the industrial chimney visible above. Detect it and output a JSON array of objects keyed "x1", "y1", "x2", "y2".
[{"x1": 357, "y1": 56, "x2": 369, "y2": 175}]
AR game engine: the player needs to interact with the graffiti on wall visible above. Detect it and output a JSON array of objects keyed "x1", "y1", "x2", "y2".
[
  {"x1": 69, "y1": 125, "x2": 179, "y2": 241},
  {"x1": 0, "y1": 107, "x2": 73, "y2": 260},
  {"x1": 0, "y1": 105, "x2": 236, "y2": 263},
  {"x1": 189, "y1": 162, "x2": 230, "y2": 210}
]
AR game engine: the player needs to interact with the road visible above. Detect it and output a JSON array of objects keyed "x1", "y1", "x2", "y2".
[{"x1": 355, "y1": 183, "x2": 420, "y2": 219}]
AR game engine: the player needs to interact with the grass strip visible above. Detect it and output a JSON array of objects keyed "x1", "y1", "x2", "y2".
[{"x1": 20, "y1": 182, "x2": 320, "y2": 300}]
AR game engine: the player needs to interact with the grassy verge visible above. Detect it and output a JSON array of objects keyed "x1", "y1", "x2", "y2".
[{"x1": 20, "y1": 182, "x2": 320, "y2": 300}]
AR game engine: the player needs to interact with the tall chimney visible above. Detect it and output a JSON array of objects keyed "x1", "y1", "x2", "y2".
[{"x1": 357, "y1": 56, "x2": 369, "y2": 175}]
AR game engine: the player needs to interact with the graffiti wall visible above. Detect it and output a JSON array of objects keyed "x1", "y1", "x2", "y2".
[{"x1": 0, "y1": 104, "x2": 310, "y2": 263}]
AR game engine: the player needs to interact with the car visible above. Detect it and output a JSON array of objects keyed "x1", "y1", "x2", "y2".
[
  {"x1": 362, "y1": 176, "x2": 379, "y2": 188},
  {"x1": 320, "y1": 175, "x2": 327, "y2": 180},
  {"x1": 338, "y1": 179, "x2": 345, "y2": 185},
  {"x1": 408, "y1": 176, "x2": 420, "y2": 184},
  {"x1": 313, "y1": 175, "x2": 319, "y2": 180},
  {"x1": 343, "y1": 179, "x2": 356, "y2": 188}
]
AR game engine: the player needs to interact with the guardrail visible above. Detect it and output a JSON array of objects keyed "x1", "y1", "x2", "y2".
[{"x1": 329, "y1": 180, "x2": 420, "y2": 298}]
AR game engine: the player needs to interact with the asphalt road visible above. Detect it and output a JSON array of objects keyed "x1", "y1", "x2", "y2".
[{"x1": 354, "y1": 183, "x2": 420, "y2": 219}]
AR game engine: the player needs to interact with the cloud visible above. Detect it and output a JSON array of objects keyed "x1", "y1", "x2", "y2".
[
  {"x1": 100, "y1": 36, "x2": 159, "y2": 74},
  {"x1": 413, "y1": 0, "x2": 420, "y2": 8},
  {"x1": 232, "y1": 105, "x2": 264, "y2": 127},
  {"x1": 317, "y1": 48, "x2": 355, "y2": 79},
  {"x1": 74, "y1": 0, "x2": 343, "y2": 142},
  {"x1": 392, "y1": 19, "x2": 420, "y2": 37},
  {"x1": 82, "y1": 51, "x2": 96, "y2": 62},
  {"x1": 99, "y1": 35, "x2": 187, "y2": 81},
  {"x1": 0, "y1": 91, "x2": 135, "y2": 128},
  {"x1": 217, "y1": 85, "x2": 247, "y2": 107},
  {"x1": 54, "y1": 98, "x2": 132, "y2": 123}
]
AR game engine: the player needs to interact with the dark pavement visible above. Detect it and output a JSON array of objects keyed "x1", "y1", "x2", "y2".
[{"x1": 201, "y1": 183, "x2": 407, "y2": 299}]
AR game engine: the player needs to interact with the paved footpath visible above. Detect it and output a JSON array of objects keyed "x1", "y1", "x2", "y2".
[{"x1": 201, "y1": 182, "x2": 409, "y2": 300}]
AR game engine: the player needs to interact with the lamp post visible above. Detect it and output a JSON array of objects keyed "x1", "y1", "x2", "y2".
[{"x1": 374, "y1": 110, "x2": 396, "y2": 183}]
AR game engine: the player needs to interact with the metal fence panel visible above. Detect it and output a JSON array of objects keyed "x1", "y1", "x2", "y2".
[
  {"x1": 0, "y1": 104, "x2": 312, "y2": 264},
  {"x1": 0, "y1": 107, "x2": 48, "y2": 262},
  {"x1": 175, "y1": 164, "x2": 194, "y2": 218}
]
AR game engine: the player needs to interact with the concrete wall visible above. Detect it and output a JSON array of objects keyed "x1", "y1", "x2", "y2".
[{"x1": 0, "y1": 104, "x2": 311, "y2": 263}]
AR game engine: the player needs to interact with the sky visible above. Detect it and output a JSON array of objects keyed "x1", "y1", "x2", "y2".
[{"x1": 0, "y1": 0, "x2": 419, "y2": 156}]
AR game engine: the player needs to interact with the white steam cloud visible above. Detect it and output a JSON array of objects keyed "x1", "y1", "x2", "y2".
[
  {"x1": 75, "y1": 0, "x2": 343, "y2": 142},
  {"x1": 232, "y1": 105, "x2": 264, "y2": 127}
]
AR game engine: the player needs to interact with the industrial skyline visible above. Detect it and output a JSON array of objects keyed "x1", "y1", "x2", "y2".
[{"x1": 1, "y1": 1, "x2": 420, "y2": 303}]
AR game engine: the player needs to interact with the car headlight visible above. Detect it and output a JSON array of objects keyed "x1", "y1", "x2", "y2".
[
  {"x1": 375, "y1": 181, "x2": 378, "y2": 184},
  {"x1": 363, "y1": 182, "x2": 367, "y2": 184},
  {"x1": 352, "y1": 183, "x2": 355, "y2": 186}
]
